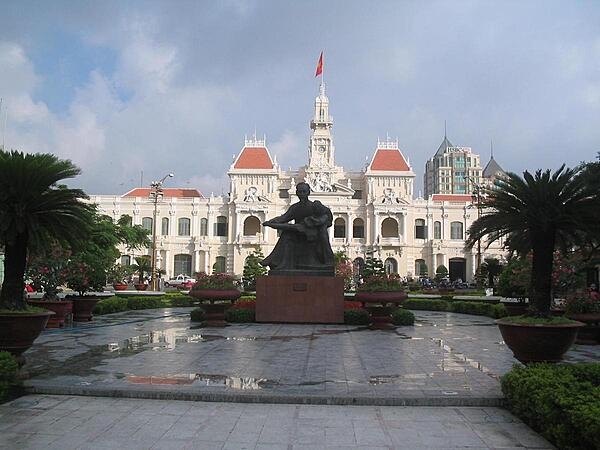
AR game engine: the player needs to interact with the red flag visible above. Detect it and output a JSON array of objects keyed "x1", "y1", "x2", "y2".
[{"x1": 315, "y1": 52, "x2": 323, "y2": 77}]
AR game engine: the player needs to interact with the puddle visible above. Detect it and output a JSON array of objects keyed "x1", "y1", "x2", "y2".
[{"x1": 124, "y1": 372, "x2": 279, "y2": 390}]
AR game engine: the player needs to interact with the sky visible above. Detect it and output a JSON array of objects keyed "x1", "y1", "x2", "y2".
[{"x1": 1, "y1": 0, "x2": 599, "y2": 197}]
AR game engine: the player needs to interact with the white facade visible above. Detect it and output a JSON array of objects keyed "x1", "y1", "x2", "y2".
[{"x1": 91, "y1": 84, "x2": 505, "y2": 281}]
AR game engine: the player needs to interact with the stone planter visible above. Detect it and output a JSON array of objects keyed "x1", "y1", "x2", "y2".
[
  {"x1": 112, "y1": 283, "x2": 128, "y2": 291},
  {"x1": 71, "y1": 296, "x2": 102, "y2": 322},
  {"x1": 0, "y1": 310, "x2": 54, "y2": 362},
  {"x1": 566, "y1": 313, "x2": 600, "y2": 345},
  {"x1": 26, "y1": 299, "x2": 73, "y2": 328},
  {"x1": 496, "y1": 318, "x2": 584, "y2": 363},
  {"x1": 189, "y1": 289, "x2": 241, "y2": 326},
  {"x1": 354, "y1": 291, "x2": 407, "y2": 328},
  {"x1": 134, "y1": 283, "x2": 148, "y2": 291}
]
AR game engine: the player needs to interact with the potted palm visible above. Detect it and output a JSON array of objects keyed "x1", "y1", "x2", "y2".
[
  {"x1": 0, "y1": 150, "x2": 94, "y2": 358},
  {"x1": 466, "y1": 165, "x2": 599, "y2": 363},
  {"x1": 109, "y1": 264, "x2": 132, "y2": 291},
  {"x1": 132, "y1": 256, "x2": 151, "y2": 290},
  {"x1": 64, "y1": 253, "x2": 111, "y2": 321}
]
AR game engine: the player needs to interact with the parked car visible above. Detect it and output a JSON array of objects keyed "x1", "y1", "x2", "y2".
[{"x1": 164, "y1": 274, "x2": 194, "y2": 287}]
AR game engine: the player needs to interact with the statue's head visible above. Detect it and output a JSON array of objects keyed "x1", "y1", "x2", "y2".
[{"x1": 296, "y1": 182, "x2": 311, "y2": 198}]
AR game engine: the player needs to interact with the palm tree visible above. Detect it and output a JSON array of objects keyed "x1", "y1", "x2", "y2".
[
  {"x1": 481, "y1": 257, "x2": 503, "y2": 289},
  {"x1": 466, "y1": 166, "x2": 600, "y2": 317},
  {"x1": 0, "y1": 150, "x2": 94, "y2": 310}
]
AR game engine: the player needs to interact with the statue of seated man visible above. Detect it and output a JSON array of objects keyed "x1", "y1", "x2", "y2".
[{"x1": 261, "y1": 182, "x2": 334, "y2": 276}]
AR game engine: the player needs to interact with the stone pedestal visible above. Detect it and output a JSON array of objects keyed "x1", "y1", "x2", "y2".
[{"x1": 256, "y1": 276, "x2": 344, "y2": 323}]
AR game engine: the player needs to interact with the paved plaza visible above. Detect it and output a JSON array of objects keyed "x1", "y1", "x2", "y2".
[{"x1": 1, "y1": 308, "x2": 598, "y2": 448}]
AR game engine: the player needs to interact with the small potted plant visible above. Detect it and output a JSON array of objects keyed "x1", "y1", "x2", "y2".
[
  {"x1": 189, "y1": 272, "x2": 241, "y2": 326},
  {"x1": 64, "y1": 254, "x2": 109, "y2": 321},
  {"x1": 564, "y1": 289, "x2": 600, "y2": 344},
  {"x1": 25, "y1": 247, "x2": 72, "y2": 328},
  {"x1": 109, "y1": 264, "x2": 132, "y2": 291}
]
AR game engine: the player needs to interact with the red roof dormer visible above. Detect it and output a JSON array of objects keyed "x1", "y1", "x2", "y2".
[{"x1": 233, "y1": 138, "x2": 275, "y2": 170}]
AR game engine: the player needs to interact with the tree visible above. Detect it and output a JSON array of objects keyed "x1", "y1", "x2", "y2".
[
  {"x1": 242, "y1": 247, "x2": 267, "y2": 291},
  {"x1": 0, "y1": 151, "x2": 94, "y2": 310},
  {"x1": 481, "y1": 257, "x2": 503, "y2": 288},
  {"x1": 435, "y1": 265, "x2": 448, "y2": 282},
  {"x1": 132, "y1": 256, "x2": 152, "y2": 284},
  {"x1": 466, "y1": 165, "x2": 600, "y2": 317}
]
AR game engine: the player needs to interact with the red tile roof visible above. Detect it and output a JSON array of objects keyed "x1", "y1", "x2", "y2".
[
  {"x1": 122, "y1": 188, "x2": 203, "y2": 198},
  {"x1": 370, "y1": 149, "x2": 410, "y2": 171},
  {"x1": 233, "y1": 146, "x2": 274, "y2": 169},
  {"x1": 432, "y1": 194, "x2": 473, "y2": 202}
]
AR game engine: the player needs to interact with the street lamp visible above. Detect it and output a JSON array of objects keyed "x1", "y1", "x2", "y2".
[
  {"x1": 468, "y1": 177, "x2": 483, "y2": 273},
  {"x1": 149, "y1": 173, "x2": 174, "y2": 291}
]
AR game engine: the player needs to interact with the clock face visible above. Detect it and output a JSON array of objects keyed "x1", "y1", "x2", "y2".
[{"x1": 318, "y1": 146, "x2": 326, "y2": 153}]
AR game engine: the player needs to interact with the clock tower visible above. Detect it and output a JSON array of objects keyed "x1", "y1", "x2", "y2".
[{"x1": 308, "y1": 83, "x2": 335, "y2": 169}]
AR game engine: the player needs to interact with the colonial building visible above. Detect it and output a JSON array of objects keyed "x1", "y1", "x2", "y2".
[{"x1": 91, "y1": 83, "x2": 505, "y2": 282}]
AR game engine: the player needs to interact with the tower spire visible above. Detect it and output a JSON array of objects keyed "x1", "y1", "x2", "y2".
[{"x1": 490, "y1": 139, "x2": 494, "y2": 159}]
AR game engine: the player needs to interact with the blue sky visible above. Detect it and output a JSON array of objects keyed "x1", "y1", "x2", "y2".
[{"x1": 1, "y1": 0, "x2": 599, "y2": 196}]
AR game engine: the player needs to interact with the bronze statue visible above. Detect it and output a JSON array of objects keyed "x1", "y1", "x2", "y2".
[{"x1": 261, "y1": 182, "x2": 334, "y2": 276}]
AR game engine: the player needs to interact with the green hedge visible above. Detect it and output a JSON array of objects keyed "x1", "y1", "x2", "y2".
[
  {"x1": 391, "y1": 308, "x2": 415, "y2": 326},
  {"x1": 403, "y1": 298, "x2": 449, "y2": 311},
  {"x1": 450, "y1": 301, "x2": 507, "y2": 318},
  {"x1": 190, "y1": 307, "x2": 206, "y2": 322},
  {"x1": 225, "y1": 308, "x2": 255, "y2": 323},
  {"x1": 344, "y1": 308, "x2": 370, "y2": 325},
  {"x1": 502, "y1": 363, "x2": 600, "y2": 450},
  {"x1": 94, "y1": 293, "x2": 194, "y2": 315},
  {"x1": 0, "y1": 351, "x2": 20, "y2": 404}
]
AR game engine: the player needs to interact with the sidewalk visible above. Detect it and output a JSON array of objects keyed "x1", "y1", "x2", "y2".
[{"x1": 2, "y1": 308, "x2": 597, "y2": 448}]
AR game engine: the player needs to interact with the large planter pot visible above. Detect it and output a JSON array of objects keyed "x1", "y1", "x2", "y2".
[
  {"x1": 354, "y1": 291, "x2": 408, "y2": 329},
  {"x1": 565, "y1": 313, "x2": 600, "y2": 345},
  {"x1": 134, "y1": 283, "x2": 148, "y2": 291},
  {"x1": 71, "y1": 296, "x2": 102, "y2": 322},
  {"x1": 189, "y1": 289, "x2": 241, "y2": 326},
  {"x1": 501, "y1": 302, "x2": 529, "y2": 316},
  {"x1": 496, "y1": 318, "x2": 584, "y2": 364},
  {"x1": 26, "y1": 299, "x2": 73, "y2": 328},
  {"x1": 0, "y1": 310, "x2": 54, "y2": 359},
  {"x1": 112, "y1": 283, "x2": 128, "y2": 291}
]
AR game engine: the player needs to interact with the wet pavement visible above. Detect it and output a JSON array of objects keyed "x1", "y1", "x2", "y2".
[{"x1": 1, "y1": 308, "x2": 598, "y2": 448}]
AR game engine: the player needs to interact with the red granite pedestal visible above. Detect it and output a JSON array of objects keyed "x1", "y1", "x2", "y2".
[{"x1": 256, "y1": 276, "x2": 344, "y2": 324}]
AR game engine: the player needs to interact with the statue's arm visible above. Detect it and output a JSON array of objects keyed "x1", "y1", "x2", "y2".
[{"x1": 263, "y1": 206, "x2": 295, "y2": 227}]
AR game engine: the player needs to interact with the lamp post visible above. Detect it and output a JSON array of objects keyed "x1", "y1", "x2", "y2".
[
  {"x1": 468, "y1": 178, "x2": 483, "y2": 273},
  {"x1": 149, "y1": 173, "x2": 174, "y2": 291}
]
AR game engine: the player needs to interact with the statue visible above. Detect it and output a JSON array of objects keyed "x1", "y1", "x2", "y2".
[{"x1": 261, "y1": 182, "x2": 334, "y2": 276}]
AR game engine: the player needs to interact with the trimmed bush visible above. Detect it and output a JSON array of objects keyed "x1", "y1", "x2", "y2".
[
  {"x1": 502, "y1": 363, "x2": 600, "y2": 450},
  {"x1": 344, "y1": 308, "x2": 370, "y2": 325},
  {"x1": 0, "y1": 351, "x2": 20, "y2": 404},
  {"x1": 126, "y1": 296, "x2": 166, "y2": 310},
  {"x1": 166, "y1": 294, "x2": 194, "y2": 307},
  {"x1": 403, "y1": 298, "x2": 449, "y2": 311},
  {"x1": 450, "y1": 300, "x2": 495, "y2": 316},
  {"x1": 93, "y1": 296, "x2": 128, "y2": 315},
  {"x1": 391, "y1": 308, "x2": 415, "y2": 326},
  {"x1": 225, "y1": 308, "x2": 255, "y2": 323},
  {"x1": 190, "y1": 307, "x2": 206, "y2": 322}
]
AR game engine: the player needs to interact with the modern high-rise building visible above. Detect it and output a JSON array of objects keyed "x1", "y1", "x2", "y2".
[
  {"x1": 424, "y1": 135, "x2": 484, "y2": 197},
  {"x1": 92, "y1": 83, "x2": 505, "y2": 282}
]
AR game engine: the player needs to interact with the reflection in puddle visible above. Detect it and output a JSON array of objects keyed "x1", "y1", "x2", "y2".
[
  {"x1": 125, "y1": 372, "x2": 278, "y2": 389},
  {"x1": 108, "y1": 330, "x2": 224, "y2": 352}
]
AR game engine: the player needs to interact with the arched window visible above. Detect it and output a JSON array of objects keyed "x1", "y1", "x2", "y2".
[
  {"x1": 142, "y1": 217, "x2": 153, "y2": 232},
  {"x1": 200, "y1": 218, "x2": 208, "y2": 236},
  {"x1": 161, "y1": 217, "x2": 169, "y2": 235},
  {"x1": 215, "y1": 216, "x2": 228, "y2": 237},
  {"x1": 213, "y1": 256, "x2": 226, "y2": 273},
  {"x1": 120, "y1": 255, "x2": 131, "y2": 266},
  {"x1": 384, "y1": 258, "x2": 398, "y2": 275},
  {"x1": 381, "y1": 218, "x2": 399, "y2": 237},
  {"x1": 173, "y1": 254, "x2": 192, "y2": 276},
  {"x1": 415, "y1": 218, "x2": 426, "y2": 239},
  {"x1": 334, "y1": 218, "x2": 346, "y2": 238},
  {"x1": 352, "y1": 218, "x2": 364, "y2": 238},
  {"x1": 450, "y1": 221, "x2": 464, "y2": 240},
  {"x1": 243, "y1": 216, "x2": 261, "y2": 236},
  {"x1": 415, "y1": 259, "x2": 428, "y2": 277},
  {"x1": 433, "y1": 221, "x2": 441, "y2": 239},
  {"x1": 178, "y1": 218, "x2": 191, "y2": 236}
]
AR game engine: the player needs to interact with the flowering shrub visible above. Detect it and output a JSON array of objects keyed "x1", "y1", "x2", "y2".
[
  {"x1": 357, "y1": 273, "x2": 404, "y2": 292},
  {"x1": 191, "y1": 272, "x2": 238, "y2": 291},
  {"x1": 564, "y1": 289, "x2": 600, "y2": 314},
  {"x1": 230, "y1": 298, "x2": 256, "y2": 310},
  {"x1": 344, "y1": 301, "x2": 363, "y2": 310},
  {"x1": 26, "y1": 248, "x2": 70, "y2": 300},
  {"x1": 64, "y1": 254, "x2": 107, "y2": 296}
]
